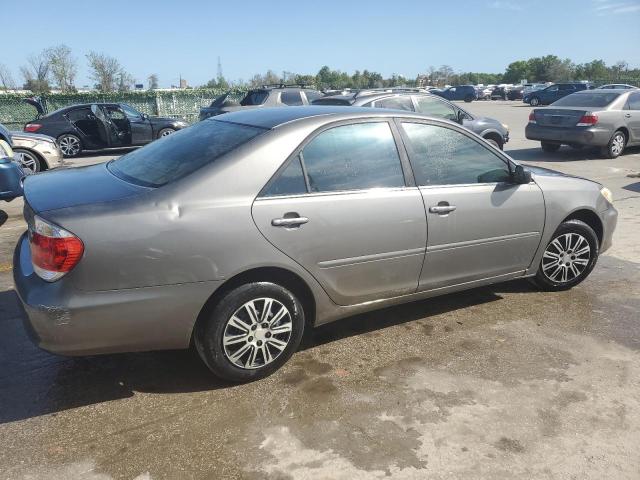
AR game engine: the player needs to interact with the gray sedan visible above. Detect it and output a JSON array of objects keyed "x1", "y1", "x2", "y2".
[
  {"x1": 14, "y1": 107, "x2": 617, "y2": 382},
  {"x1": 313, "y1": 89, "x2": 510, "y2": 149},
  {"x1": 526, "y1": 89, "x2": 640, "y2": 158}
]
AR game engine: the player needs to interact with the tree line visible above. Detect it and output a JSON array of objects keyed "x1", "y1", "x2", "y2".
[{"x1": 1, "y1": 47, "x2": 638, "y2": 94}]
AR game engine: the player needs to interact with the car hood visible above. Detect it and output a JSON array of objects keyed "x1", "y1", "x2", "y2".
[
  {"x1": 10, "y1": 131, "x2": 56, "y2": 143},
  {"x1": 523, "y1": 164, "x2": 600, "y2": 185},
  {"x1": 24, "y1": 162, "x2": 150, "y2": 213}
]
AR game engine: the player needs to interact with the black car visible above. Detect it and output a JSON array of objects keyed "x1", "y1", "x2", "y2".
[
  {"x1": 23, "y1": 99, "x2": 189, "y2": 157},
  {"x1": 523, "y1": 83, "x2": 590, "y2": 106},
  {"x1": 312, "y1": 88, "x2": 510, "y2": 149},
  {"x1": 507, "y1": 86, "x2": 524, "y2": 100},
  {"x1": 490, "y1": 86, "x2": 508, "y2": 100},
  {"x1": 199, "y1": 84, "x2": 323, "y2": 121}
]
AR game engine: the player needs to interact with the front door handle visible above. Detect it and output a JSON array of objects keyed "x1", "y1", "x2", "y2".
[
  {"x1": 429, "y1": 205, "x2": 457, "y2": 214},
  {"x1": 271, "y1": 216, "x2": 309, "y2": 227},
  {"x1": 625, "y1": 113, "x2": 632, "y2": 118}
]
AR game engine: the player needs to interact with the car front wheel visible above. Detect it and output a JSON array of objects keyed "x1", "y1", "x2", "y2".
[
  {"x1": 529, "y1": 97, "x2": 540, "y2": 106},
  {"x1": 195, "y1": 282, "x2": 305, "y2": 382},
  {"x1": 464, "y1": 94, "x2": 474, "y2": 103},
  {"x1": 13, "y1": 148, "x2": 43, "y2": 174},
  {"x1": 600, "y1": 130, "x2": 626, "y2": 159},
  {"x1": 57, "y1": 134, "x2": 82, "y2": 157},
  {"x1": 532, "y1": 219, "x2": 599, "y2": 291},
  {"x1": 158, "y1": 128, "x2": 176, "y2": 139}
]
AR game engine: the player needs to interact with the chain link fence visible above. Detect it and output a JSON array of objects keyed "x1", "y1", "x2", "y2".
[{"x1": 0, "y1": 89, "x2": 246, "y2": 130}]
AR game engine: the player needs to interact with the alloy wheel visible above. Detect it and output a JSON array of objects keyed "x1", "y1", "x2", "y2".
[
  {"x1": 611, "y1": 133, "x2": 625, "y2": 157},
  {"x1": 161, "y1": 129, "x2": 175, "y2": 137},
  {"x1": 542, "y1": 233, "x2": 591, "y2": 283},
  {"x1": 58, "y1": 136, "x2": 81, "y2": 156},
  {"x1": 14, "y1": 150, "x2": 39, "y2": 174},
  {"x1": 222, "y1": 297, "x2": 293, "y2": 369}
]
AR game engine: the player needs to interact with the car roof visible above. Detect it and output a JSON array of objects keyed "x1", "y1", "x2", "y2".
[{"x1": 210, "y1": 105, "x2": 427, "y2": 129}]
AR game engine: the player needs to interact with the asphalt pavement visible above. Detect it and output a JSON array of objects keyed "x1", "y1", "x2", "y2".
[{"x1": 0, "y1": 101, "x2": 639, "y2": 479}]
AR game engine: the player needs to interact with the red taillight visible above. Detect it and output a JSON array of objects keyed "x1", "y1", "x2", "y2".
[
  {"x1": 29, "y1": 216, "x2": 84, "y2": 281},
  {"x1": 24, "y1": 123, "x2": 42, "y2": 132},
  {"x1": 528, "y1": 112, "x2": 536, "y2": 124},
  {"x1": 576, "y1": 113, "x2": 598, "y2": 126}
]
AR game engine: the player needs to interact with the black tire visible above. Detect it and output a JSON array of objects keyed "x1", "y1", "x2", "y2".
[
  {"x1": 600, "y1": 130, "x2": 626, "y2": 159},
  {"x1": 13, "y1": 148, "x2": 43, "y2": 174},
  {"x1": 57, "y1": 134, "x2": 82, "y2": 157},
  {"x1": 464, "y1": 95, "x2": 474, "y2": 103},
  {"x1": 541, "y1": 142, "x2": 561, "y2": 153},
  {"x1": 194, "y1": 282, "x2": 305, "y2": 382},
  {"x1": 532, "y1": 219, "x2": 599, "y2": 291},
  {"x1": 529, "y1": 97, "x2": 540, "y2": 106},
  {"x1": 484, "y1": 137, "x2": 502, "y2": 150},
  {"x1": 157, "y1": 128, "x2": 176, "y2": 139}
]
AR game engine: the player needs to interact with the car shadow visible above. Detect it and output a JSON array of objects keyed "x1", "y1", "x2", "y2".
[
  {"x1": 0, "y1": 280, "x2": 536, "y2": 424},
  {"x1": 507, "y1": 145, "x2": 640, "y2": 163},
  {"x1": 0, "y1": 210, "x2": 7, "y2": 227}
]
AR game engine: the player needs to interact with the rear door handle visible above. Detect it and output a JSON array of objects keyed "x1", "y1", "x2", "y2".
[
  {"x1": 429, "y1": 205, "x2": 457, "y2": 214},
  {"x1": 271, "y1": 216, "x2": 309, "y2": 227}
]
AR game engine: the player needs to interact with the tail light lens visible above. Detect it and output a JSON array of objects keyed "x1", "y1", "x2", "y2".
[
  {"x1": 29, "y1": 216, "x2": 84, "y2": 282},
  {"x1": 24, "y1": 123, "x2": 42, "y2": 132},
  {"x1": 528, "y1": 112, "x2": 536, "y2": 124},
  {"x1": 576, "y1": 113, "x2": 598, "y2": 126}
]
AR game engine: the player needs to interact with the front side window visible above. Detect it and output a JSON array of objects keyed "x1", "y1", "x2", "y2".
[
  {"x1": 302, "y1": 122, "x2": 404, "y2": 192},
  {"x1": 402, "y1": 122, "x2": 511, "y2": 186},
  {"x1": 108, "y1": 120, "x2": 265, "y2": 187},
  {"x1": 121, "y1": 104, "x2": 143, "y2": 119},
  {"x1": 414, "y1": 96, "x2": 457, "y2": 121},
  {"x1": 280, "y1": 91, "x2": 303, "y2": 106},
  {"x1": 374, "y1": 96, "x2": 414, "y2": 111}
]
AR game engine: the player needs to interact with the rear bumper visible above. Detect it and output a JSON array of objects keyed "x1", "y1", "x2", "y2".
[
  {"x1": 13, "y1": 233, "x2": 220, "y2": 355},
  {"x1": 525, "y1": 124, "x2": 612, "y2": 146}
]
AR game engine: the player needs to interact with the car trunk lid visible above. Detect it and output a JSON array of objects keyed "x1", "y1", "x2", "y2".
[
  {"x1": 532, "y1": 108, "x2": 589, "y2": 127},
  {"x1": 23, "y1": 163, "x2": 150, "y2": 213}
]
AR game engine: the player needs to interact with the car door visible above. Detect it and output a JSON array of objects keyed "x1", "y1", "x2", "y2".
[
  {"x1": 103, "y1": 105, "x2": 132, "y2": 146},
  {"x1": 542, "y1": 85, "x2": 558, "y2": 104},
  {"x1": 625, "y1": 92, "x2": 640, "y2": 142},
  {"x1": 397, "y1": 119, "x2": 545, "y2": 291},
  {"x1": 251, "y1": 120, "x2": 427, "y2": 306},
  {"x1": 121, "y1": 104, "x2": 153, "y2": 145},
  {"x1": 90, "y1": 105, "x2": 123, "y2": 148},
  {"x1": 65, "y1": 106, "x2": 105, "y2": 148}
]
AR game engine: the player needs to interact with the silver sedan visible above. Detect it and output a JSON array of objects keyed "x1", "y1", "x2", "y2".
[
  {"x1": 10, "y1": 131, "x2": 64, "y2": 174},
  {"x1": 14, "y1": 107, "x2": 617, "y2": 382}
]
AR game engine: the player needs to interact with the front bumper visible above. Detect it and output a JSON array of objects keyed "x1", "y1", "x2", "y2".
[
  {"x1": 599, "y1": 205, "x2": 618, "y2": 253},
  {"x1": 13, "y1": 234, "x2": 220, "y2": 355},
  {"x1": 525, "y1": 124, "x2": 612, "y2": 146}
]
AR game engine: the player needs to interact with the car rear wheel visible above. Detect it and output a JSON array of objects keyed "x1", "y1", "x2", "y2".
[
  {"x1": 532, "y1": 219, "x2": 599, "y2": 291},
  {"x1": 529, "y1": 97, "x2": 540, "y2": 106},
  {"x1": 195, "y1": 282, "x2": 305, "y2": 382},
  {"x1": 13, "y1": 148, "x2": 43, "y2": 174},
  {"x1": 541, "y1": 142, "x2": 561, "y2": 153},
  {"x1": 600, "y1": 130, "x2": 626, "y2": 159},
  {"x1": 464, "y1": 94, "x2": 474, "y2": 103},
  {"x1": 158, "y1": 128, "x2": 176, "y2": 139},
  {"x1": 57, "y1": 134, "x2": 82, "y2": 157}
]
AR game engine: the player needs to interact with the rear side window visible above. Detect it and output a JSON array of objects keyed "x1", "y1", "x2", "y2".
[
  {"x1": 302, "y1": 122, "x2": 404, "y2": 192},
  {"x1": 414, "y1": 96, "x2": 457, "y2": 121},
  {"x1": 240, "y1": 91, "x2": 268, "y2": 106},
  {"x1": 66, "y1": 108, "x2": 92, "y2": 122},
  {"x1": 281, "y1": 91, "x2": 303, "y2": 106},
  {"x1": 402, "y1": 122, "x2": 510, "y2": 186},
  {"x1": 108, "y1": 120, "x2": 265, "y2": 187},
  {"x1": 374, "y1": 96, "x2": 414, "y2": 111},
  {"x1": 262, "y1": 156, "x2": 307, "y2": 196},
  {"x1": 304, "y1": 91, "x2": 323, "y2": 104},
  {"x1": 553, "y1": 92, "x2": 621, "y2": 107},
  {"x1": 628, "y1": 93, "x2": 640, "y2": 110}
]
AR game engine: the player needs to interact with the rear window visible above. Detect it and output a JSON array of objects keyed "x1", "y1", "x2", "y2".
[
  {"x1": 107, "y1": 120, "x2": 265, "y2": 187},
  {"x1": 552, "y1": 92, "x2": 621, "y2": 107},
  {"x1": 240, "y1": 91, "x2": 269, "y2": 106}
]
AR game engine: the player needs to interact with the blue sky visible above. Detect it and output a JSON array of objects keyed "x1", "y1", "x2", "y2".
[{"x1": 2, "y1": 0, "x2": 639, "y2": 88}]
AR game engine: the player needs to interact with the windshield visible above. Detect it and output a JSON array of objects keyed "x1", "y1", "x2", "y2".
[
  {"x1": 240, "y1": 90, "x2": 269, "y2": 106},
  {"x1": 107, "y1": 120, "x2": 266, "y2": 187},
  {"x1": 552, "y1": 92, "x2": 622, "y2": 107}
]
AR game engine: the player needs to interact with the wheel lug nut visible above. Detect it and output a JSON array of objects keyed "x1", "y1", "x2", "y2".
[
  {"x1": 266, "y1": 332, "x2": 272, "y2": 338},
  {"x1": 262, "y1": 323, "x2": 268, "y2": 328},
  {"x1": 251, "y1": 325, "x2": 257, "y2": 331},
  {"x1": 248, "y1": 336, "x2": 253, "y2": 342},
  {"x1": 257, "y1": 340, "x2": 263, "y2": 346}
]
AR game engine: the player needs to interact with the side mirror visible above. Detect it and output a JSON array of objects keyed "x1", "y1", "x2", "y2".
[
  {"x1": 141, "y1": 113, "x2": 149, "y2": 120},
  {"x1": 456, "y1": 109, "x2": 466, "y2": 124},
  {"x1": 513, "y1": 164, "x2": 532, "y2": 184}
]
